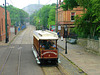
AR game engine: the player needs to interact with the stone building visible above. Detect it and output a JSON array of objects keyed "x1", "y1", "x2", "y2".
[{"x1": 0, "y1": 6, "x2": 11, "y2": 41}]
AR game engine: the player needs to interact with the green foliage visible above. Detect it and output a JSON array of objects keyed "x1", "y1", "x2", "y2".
[
  {"x1": 7, "y1": 5, "x2": 29, "y2": 25},
  {"x1": 92, "y1": 0, "x2": 100, "y2": 23},
  {"x1": 61, "y1": 0, "x2": 100, "y2": 38},
  {"x1": 61, "y1": 0, "x2": 78, "y2": 10},
  {"x1": 48, "y1": 6, "x2": 55, "y2": 28},
  {"x1": 30, "y1": 4, "x2": 56, "y2": 29},
  {"x1": 40, "y1": 5, "x2": 51, "y2": 29},
  {"x1": 74, "y1": 14, "x2": 91, "y2": 38},
  {"x1": 30, "y1": 11, "x2": 37, "y2": 25},
  {"x1": 76, "y1": 0, "x2": 92, "y2": 9}
]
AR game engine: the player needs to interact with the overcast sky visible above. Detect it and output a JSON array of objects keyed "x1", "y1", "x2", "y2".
[{"x1": 0, "y1": 0, "x2": 63, "y2": 9}]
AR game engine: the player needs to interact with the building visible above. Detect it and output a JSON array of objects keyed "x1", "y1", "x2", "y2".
[
  {"x1": 57, "y1": 0, "x2": 85, "y2": 37},
  {"x1": 0, "y1": 6, "x2": 11, "y2": 41}
]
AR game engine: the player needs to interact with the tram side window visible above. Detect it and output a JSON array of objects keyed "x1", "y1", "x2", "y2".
[{"x1": 40, "y1": 40, "x2": 46, "y2": 48}]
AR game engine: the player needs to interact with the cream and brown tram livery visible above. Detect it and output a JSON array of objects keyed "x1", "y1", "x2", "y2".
[{"x1": 32, "y1": 30, "x2": 60, "y2": 64}]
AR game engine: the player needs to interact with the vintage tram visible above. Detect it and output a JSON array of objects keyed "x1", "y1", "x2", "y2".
[{"x1": 32, "y1": 30, "x2": 60, "y2": 64}]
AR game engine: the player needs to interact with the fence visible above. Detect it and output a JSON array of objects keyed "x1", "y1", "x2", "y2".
[
  {"x1": 18, "y1": 25, "x2": 26, "y2": 31},
  {"x1": 21, "y1": 25, "x2": 26, "y2": 30},
  {"x1": 18, "y1": 27, "x2": 20, "y2": 31}
]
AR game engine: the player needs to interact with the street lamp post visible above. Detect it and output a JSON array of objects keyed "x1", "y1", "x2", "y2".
[
  {"x1": 64, "y1": 25, "x2": 67, "y2": 54},
  {"x1": 5, "y1": 0, "x2": 9, "y2": 43},
  {"x1": 56, "y1": 0, "x2": 58, "y2": 32},
  {"x1": 15, "y1": 22, "x2": 17, "y2": 35}
]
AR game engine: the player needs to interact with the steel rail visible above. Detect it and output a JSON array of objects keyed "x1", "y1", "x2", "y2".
[
  {"x1": 0, "y1": 48, "x2": 12, "y2": 75},
  {"x1": 17, "y1": 28, "x2": 27, "y2": 75},
  {"x1": 0, "y1": 27, "x2": 27, "y2": 75},
  {"x1": 41, "y1": 65, "x2": 65, "y2": 75},
  {"x1": 0, "y1": 25, "x2": 35, "y2": 75},
  {"x1": 56, "y1": 65, "x2": 65, "y2": 75}
]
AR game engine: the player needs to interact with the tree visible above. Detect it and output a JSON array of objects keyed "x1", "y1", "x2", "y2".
[
  {"x1": 48, "y1": 7, "x2": 55, "y2": 28},
  {"x1": 7, "y1": 5, "x2": 29, "y2": 26},
  {"x1": 30, "y1": 4, "x2": 56, "y2": 29},
  {"x1": 40, "y1": 5, "x2": 52, "y2": 29},
  {"x1": 61, "y1": 0, "x2": 78, "y2": 10}
]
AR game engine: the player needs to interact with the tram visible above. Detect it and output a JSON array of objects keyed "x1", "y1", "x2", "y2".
[{"x1": 32, "y1": 30, "x2": 60, "y2": 64}]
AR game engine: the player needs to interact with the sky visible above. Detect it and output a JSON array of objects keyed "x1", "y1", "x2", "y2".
[{"x1": 0, "y1": 0, "x2": 63, "y2": 9}]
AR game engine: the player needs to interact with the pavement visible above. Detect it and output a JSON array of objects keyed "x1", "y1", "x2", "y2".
[
  {"x1": 0, "y1": 31, "x2": 16, "y2": 46},
  {"x1": 0, "y1": 27, "x2": 21, "y2": 46},
  {"x1": 57, "y1": 38, "x2": 100, "y2": 75}
]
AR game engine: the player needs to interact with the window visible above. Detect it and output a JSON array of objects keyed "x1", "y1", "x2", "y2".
[{"x1": 71, "y1": 12, "x2": 75, "y2": 21}]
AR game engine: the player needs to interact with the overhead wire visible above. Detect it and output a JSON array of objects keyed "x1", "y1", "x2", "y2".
[
  {"x1": 45, "y1": 0, "x2": 52, "y2": 5},
  {"x1": 10, "y1": 0, "x2": 14, "y2": 5}
]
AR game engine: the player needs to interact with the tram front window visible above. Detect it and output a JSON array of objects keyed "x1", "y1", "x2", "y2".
[{"x1": 40, "y1": 40, "x2": 56, "y2": 50}]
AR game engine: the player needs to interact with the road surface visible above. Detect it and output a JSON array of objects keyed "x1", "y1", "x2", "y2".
[{"x1": 0, "y1": 25, "x2": 44, "y2": 75}]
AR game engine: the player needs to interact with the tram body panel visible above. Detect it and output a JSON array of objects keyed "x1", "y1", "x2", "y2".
[{"x1": 41, "y1": 50, "x2": 58, "y2": 59}]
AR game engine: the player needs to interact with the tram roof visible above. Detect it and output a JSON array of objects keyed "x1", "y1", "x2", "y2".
[{"x1": 33, "y1": 30, "x2": 58, "y2": 40}]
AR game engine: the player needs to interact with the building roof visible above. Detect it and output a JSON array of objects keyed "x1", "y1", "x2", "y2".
[{"x1": 33, "y1": 30, "x2": 58, "y2": 40}]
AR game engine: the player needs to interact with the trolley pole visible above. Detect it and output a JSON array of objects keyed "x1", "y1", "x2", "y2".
[
  {"x1": 56, "y1": 0, "x2": 58, "y2": 32},
  {"x1": 5, "y1": 0, "x2": 9, "y2": 43}
]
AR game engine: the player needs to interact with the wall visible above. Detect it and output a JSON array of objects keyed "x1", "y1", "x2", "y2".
[
  {"x1": 0, "y1": 7, "x2": 5, "y2": 41},
  {"x1": 87, "y1": 39, "x2": 99, "y2": 53},
  {"x1": 77, "y1": 38, "x2": 100, "y2": 54},
  {"x1": 0, "y1": 7, "x2": 11, "y2": 41},
  {"x1": 77, "y1": 38, "x2": 87, "y2": 47}
]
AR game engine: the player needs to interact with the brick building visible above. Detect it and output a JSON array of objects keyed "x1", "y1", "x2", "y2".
[
  {"x1": 57, "y1": 0, "x2": 85, "y2": 37},
  {"x1": 0, "y1": 6, "x2": 11, "y2": 41}
]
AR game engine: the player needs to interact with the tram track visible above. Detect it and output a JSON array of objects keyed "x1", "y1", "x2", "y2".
[
  {"x1": 0, "y1": 48, "x2": 12, "y2": 75},
  {"x1": 0, "y1": 26, "x2": 44, "y2": 75},
  {"x1": 17, "y1": 46, "x2": 22, "y2": 75},
  {"x1": 17, "y1": 28, "x2": 28, "y2": 75},
  {"x1": 41, "y1": 64, "x2": 68, "y2": 75},
  {"x1": 0, "y1": 45, "x2": 22, "y2": 75},
  {"x1": 0, "y1": 28, "x2": 27, "y2": 75}
]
